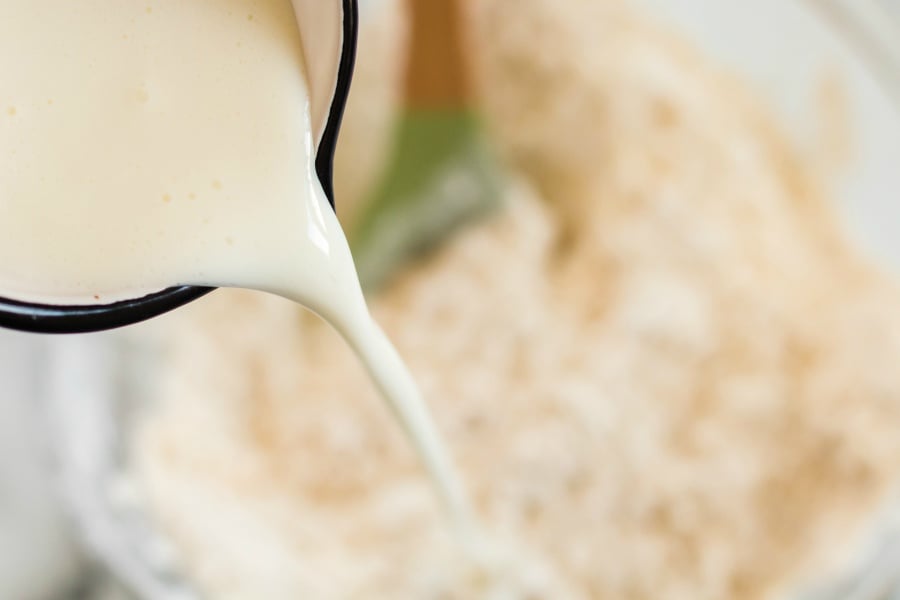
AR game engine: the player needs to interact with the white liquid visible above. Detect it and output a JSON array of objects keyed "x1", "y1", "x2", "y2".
[{"x1": 0, "y1": 0, "x2": 475, "y2": 546}]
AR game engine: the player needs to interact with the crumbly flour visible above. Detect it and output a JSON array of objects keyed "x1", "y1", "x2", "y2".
[{"x1": 135, "y1": 2, "x2": 900, "y2": 598}]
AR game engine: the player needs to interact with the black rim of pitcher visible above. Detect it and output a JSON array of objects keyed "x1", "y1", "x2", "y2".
[{"x1": 0, "y1": 0, "x2": 359, "y2": 335}]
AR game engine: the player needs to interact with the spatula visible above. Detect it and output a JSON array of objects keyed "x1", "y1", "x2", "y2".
[{"x1": 350, "y1": 0, "x2": 500, "y2": 290}]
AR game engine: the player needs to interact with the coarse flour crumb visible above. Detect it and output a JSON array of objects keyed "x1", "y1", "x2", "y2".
[{"x1": 135, "y1": 3, "x2": 900, "y2": 598}]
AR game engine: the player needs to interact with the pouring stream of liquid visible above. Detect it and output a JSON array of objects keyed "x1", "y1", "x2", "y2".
[{"x1": 0, "y1": 0, "x2": 479, "y2": 551}]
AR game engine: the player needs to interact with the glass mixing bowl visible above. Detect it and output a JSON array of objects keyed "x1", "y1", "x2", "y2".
[{"x1": 46, "y1": 0, "x2": 900, "y2": 598}]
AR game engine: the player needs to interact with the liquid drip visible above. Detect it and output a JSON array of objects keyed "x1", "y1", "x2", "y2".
[{"x1": 334, "y1": 297, "x2": 480, "y2": 547}]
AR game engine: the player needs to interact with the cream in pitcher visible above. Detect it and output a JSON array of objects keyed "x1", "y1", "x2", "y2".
[{"x1": 0, "y1": 0, "x2": 478, "y2": 556}]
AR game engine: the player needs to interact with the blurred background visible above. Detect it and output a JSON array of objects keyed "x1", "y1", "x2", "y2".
[{"x1": 6, "y1": 0, "x2": 900, "y2": 598}]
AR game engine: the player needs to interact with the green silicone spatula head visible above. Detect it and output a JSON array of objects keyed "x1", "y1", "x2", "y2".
[{"x1": 350, "y1": 0, "x2": 500, "y2": 290}]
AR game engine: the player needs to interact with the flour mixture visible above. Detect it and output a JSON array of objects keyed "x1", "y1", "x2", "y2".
[{"x1": 135, "y1": 2, "x2": 900, "y2": 599}]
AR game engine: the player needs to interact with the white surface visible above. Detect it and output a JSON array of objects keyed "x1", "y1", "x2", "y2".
[{"x1": 0, "y1": 332, "x2": 83, "y2": 599}]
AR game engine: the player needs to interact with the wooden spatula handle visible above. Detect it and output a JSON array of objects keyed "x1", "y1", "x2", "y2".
[{"x1": 405, "y1": 0, "x2": 470, "y2": 108}]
